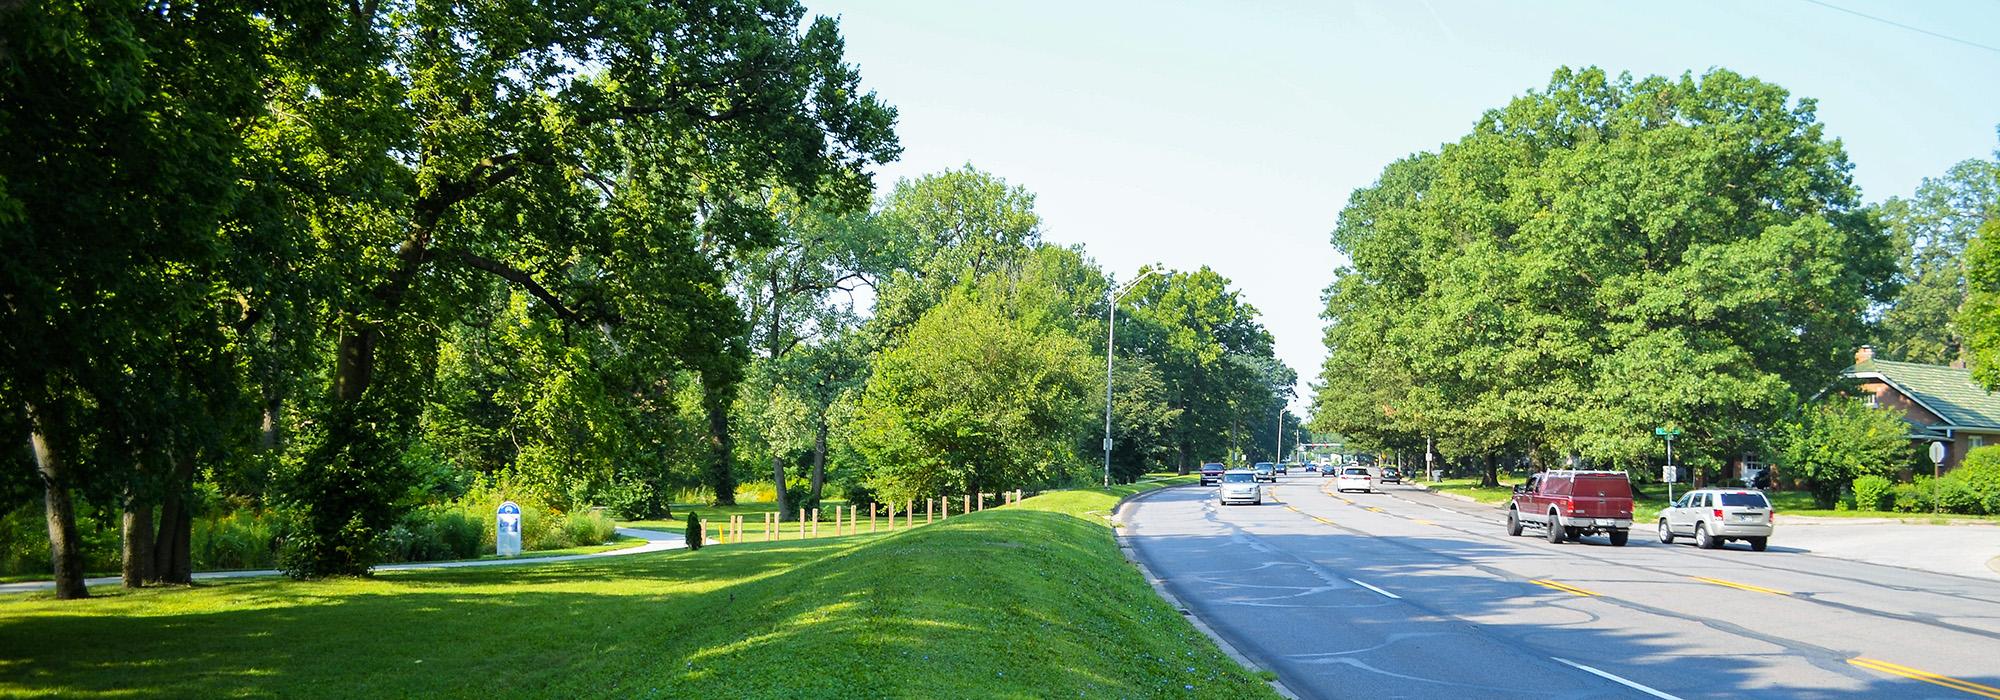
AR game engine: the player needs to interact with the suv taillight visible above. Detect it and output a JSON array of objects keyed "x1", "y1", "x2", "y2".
[{"x1": 1712, "y1": 509, "x2": 1723, "y2": 518}]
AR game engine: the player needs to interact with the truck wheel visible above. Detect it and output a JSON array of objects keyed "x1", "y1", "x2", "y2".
[
  {"x1": 1609, "y1": 529, "x2": 1628, "y2": 547},
  {"x1": 1695, "y1": 523, "x2": 1718, "y2": 550},
  {"x1": 1657, "y1": 519, "x2": 1674, "y2": 544},
  {"x1": 1565, "y1": 526, "x2": 1582, "y2": 541},
  {"x1": 1507, "y1": 509, "x2": 1523, "y2": 536},
  {"x1": 1748, "y1": 536, "x2": 1768, "y2": 552},
  {"x1": 1546, "y1": 514, "x2": 1566, "y2": 543}
]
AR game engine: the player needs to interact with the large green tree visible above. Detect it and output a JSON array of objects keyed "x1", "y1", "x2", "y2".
[
  {"x1": 1877, "y1": 138, "x2": 1999, "y2": 364},
  {"x1": 1771, "y1": 397, "x2": 1914, "y2": 508},
  {"x1": 1314, "y1": 67, "x2": 1894, "y2": 475}
]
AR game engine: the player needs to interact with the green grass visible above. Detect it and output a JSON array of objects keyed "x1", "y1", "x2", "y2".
[
  {"x1": 471, "y1": 534, "x2": 649, "y2": 560},
  {"x1": 0, "y1": 476, "x2": 1272, "y2": 698},
  {"x1": 1420, "y1": 477, "x2": 1517, "y2": 505}
]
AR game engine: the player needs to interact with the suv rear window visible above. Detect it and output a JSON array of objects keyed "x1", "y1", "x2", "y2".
[
  {"x1": 1719, "y1": 492, "x2": 1769, "y2": 508},
  {"x1": 1343, "y1": 468, "x2": 1368, "y2": 476}
]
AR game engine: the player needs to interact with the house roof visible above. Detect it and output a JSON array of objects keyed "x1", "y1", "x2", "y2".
[{"x1": 1844, "y1": 359, "x2": 2000, "y2": 430}]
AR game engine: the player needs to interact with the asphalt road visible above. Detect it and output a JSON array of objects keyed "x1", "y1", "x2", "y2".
[{"x1": 1123, "y1": 474, "x2": 2000, "y2": 699}]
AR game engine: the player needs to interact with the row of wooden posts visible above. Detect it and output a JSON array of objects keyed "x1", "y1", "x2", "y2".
[{"x1": 711, "y1": 490, "x2": 1027, "y2": 544}]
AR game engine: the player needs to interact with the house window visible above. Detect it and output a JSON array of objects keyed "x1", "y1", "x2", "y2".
[
  {"x1": 1866, "y1": 392, "x2": 1880, "y2": 408},
  {"x1": 1973, "y1": 436, "x2": 1986, "y2": 450}
]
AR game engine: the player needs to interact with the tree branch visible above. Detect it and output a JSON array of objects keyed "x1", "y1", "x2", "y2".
[{"x1": 448, "y1": 250, "x2": 589, "y2": 324}]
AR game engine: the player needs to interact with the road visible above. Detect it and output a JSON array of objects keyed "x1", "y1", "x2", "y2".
[{"x1": 1123, "y1": 474, "x2": 2000, "y2": 699}]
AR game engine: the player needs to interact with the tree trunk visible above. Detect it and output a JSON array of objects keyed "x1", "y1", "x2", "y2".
[
  {"x1": 1481, "y1": 453, "x2": 1500, "y2": 488},
  {"x1": 809, "y1": 418, "x2": 828, "y2": 505},
  {"x1": 122, "y1": 496, "x2": 154, "y2": 588},
  {"x1": 27, "y1": 409, "x2": 88, "y2": 600},
  {"x1": 259, "y1": 388, "x2": 283, "y2": 451},
  {"x1": 333, "y1": 322, "x2": 376, "y2": 402},
  {"x1": 771, "y1": 455, "x2": 790, "y2": 522},
  {"x1": 701, "y1": 372, "x2": 738, "y2": 506},
  {"x1": 149, "y1": 452, "x2": 197, "y2": 584}
]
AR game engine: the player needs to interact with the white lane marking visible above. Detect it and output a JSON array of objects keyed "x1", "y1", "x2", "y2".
[
  {"x1": 1347, "y1": 578, "x2": 1402, "y2": 599},
  {"x1": 1551, "y1": 657, "x2": 1684, "y2": 700}
]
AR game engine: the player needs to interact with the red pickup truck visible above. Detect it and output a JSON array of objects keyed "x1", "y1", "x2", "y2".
[{"x1": 1506, "y1": 470, "x2": 1634, "y2": 546}]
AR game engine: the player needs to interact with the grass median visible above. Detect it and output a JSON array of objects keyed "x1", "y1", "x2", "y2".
[{"x1": 0, "y1": 476, "x2": 1275, "y2": 698}]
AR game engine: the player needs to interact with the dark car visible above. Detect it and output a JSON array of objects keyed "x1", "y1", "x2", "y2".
[
  {"x1": 1199, "y1": 463, "x2": 1226, "y2": 486},
  {"x1": 1380, "y1": 466, "x2": 1402, "y2": 484}
]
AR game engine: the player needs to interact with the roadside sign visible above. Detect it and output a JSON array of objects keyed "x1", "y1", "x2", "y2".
[
  {"x1": 1662, "y1": 465, "x2": 1678, "y2": 483},
  {"x1": 1103, "y1": 437, "x2": 1113, "y2": 452},
  {"x1": 1929, "y1": 441, "x2": 1947, "y2": 466},
  {"x1": 497, "y1": 501, "x2": 522, "y2": 557}
]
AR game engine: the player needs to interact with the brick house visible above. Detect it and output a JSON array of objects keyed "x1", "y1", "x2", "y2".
[{"x1": 1841, "y1": 346, "x2": 2000, "y2": 473}]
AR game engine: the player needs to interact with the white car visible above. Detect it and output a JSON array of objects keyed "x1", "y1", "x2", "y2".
[
  {"x1": 1334, "y1": 467, "x2": 1374, "y2": 493},
  {"x1": 1658, "y1": 488, "x2": 1774, "y2": 551},
  {"x1": 1219, "y1": 470, "x2": 1263, "y2": 505}
]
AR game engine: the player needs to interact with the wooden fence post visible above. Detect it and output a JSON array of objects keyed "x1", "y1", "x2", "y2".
[
  {"x1": 963, "y1": 494, "x2": 971, "y2": 514},
  {"x1": 978, "y1": 493, "x2": 985, "y2": 511},
  {"x1": 871, "y1": 503, "x2": 878, "y2": 533},
  {"x1": 812, "y1": 508, "x2": 820, "y2": 538},
  {"x1": 927, "y1": 498, "x2": 934, "y2": 524}
]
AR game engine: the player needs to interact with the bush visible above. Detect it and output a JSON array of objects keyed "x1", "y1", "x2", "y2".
[
  {"x1": 684, "y1": 512, "x2": 702, "y2": 551},
  {"x1": 191, "y1": 510, "x2": 283, "y2": 570},
  {"x1": 842, "y1": 483, "x2": 878, "y2": 511},
  {"x1": 1851, "y1": 475, "x2": 1893, "y2": 511},
  {"x1": 559, "y1": 509, "x2": 617, "y2": 549},
  {"x1": 1891, "y1": 479, "x2": 1933, "y2": 513}
]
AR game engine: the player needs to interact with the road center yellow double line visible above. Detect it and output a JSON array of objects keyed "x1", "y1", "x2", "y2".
[
  {"x1": 1690, "y1": 576, "x2": 1788, "y2": 596},
  {"x1": 1530, "y1": 579, "x2": 1599, "y2": 597},
  {"x1": 1848, "y1": 657, "x2": 2000, "y2": 698}
]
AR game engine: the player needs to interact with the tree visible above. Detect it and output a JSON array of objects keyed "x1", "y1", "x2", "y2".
[
  {"x1": 1877, "y1": 138, "x2": 2000, "y2": 364},
  {"x1": 1771, "y1": 397, "x2": 1914, "y2": 508},
  {"x1": 1106, "y1": 356, "x2": 1181, "y2": 483},
  {"x1": 851, "y1": 292, "x2": 1095, "y2": 504},
  {"x1": 1121, "y1": 268, "x2": 1278, "y2": 468},
  {"x1": 1960, "y1": 220, "x2": 2000, "y2": 389},
  {"x1": 1313, "y1": 67, "x2": 1893, "y2": 475},
  {"x1": 0, "y1": 0, "x2": 316, "y2": 596},
  {"x1": 865, "y1": 166, "x2": 1042, "y2": 342},
  {"x1": 270, "y1": 0, "x2": 898, "y2": 576}
]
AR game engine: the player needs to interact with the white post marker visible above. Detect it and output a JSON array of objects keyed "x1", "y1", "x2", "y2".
[
  {"x1": 496, "y1": 501, "x2": 522, "y2": 557},
  {"x1": 1930, "y1": 440, "x2": 1947, "y2": 515}
]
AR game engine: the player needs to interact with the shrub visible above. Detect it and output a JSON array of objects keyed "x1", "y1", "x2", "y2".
[
  {"x1": 1891, "y1": 479, "x2": 1933, "y2": 513},
  {"x1": 1851, "y1": 475, "x2": 1894, "y2": 512},
  {"x1": 191, "y1": 510, "x2": 282, "y2": 570},
  {"x1": 684, "y1": 512, "x2": 702, "y2": 551},
  {"x1": 842, "y1": 483, "x2": 878, "y2": 511},
  {"x1": 560, "y1": 509, "x2": 617, "y2": 548}
]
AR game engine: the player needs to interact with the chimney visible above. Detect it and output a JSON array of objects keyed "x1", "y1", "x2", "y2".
[{"x1": 1855, "y1": 345, "x2": 1875, "y2": 365}]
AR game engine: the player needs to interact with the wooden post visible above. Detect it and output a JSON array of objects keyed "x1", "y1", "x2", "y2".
[
  {"x1": 797, "y1": 508, "x2": 805, "y2": 538},
  {"x1": 963, "y1": 494, "x2": 971, "y2": 514},
  {"x1": 812, "y1": 508, "x2": 819, "y2": 538},
  {"x1": 978, "y1": 493, "x2": 985, "y2": 511},
  {"x1": 871, "y1": 503, "x2": 878, "y2": 533},
  {"x1": 927, "y1": 498, "x2": 934, "y2": 524}
]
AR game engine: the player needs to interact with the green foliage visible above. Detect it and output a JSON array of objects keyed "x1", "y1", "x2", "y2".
[
  {"x1": 1851, "y1": 474, "x2": 1895, "y2": 511},
  {"x1": 1121, "y1": 267, "x2": 1289, "y2": 467},
  {"x1": 685, "y1": 512, "x2": 703, "y2": 551},
  {"x1": 1879, "y1": 142, "x2": 1999, "y2": 364},
  {"x1": 1773, "y1": 398, "x2": 1914, "y2": 508},
  {"x1": 853, "y1": 292, "x2": 1096, "y2": 502},
  {"x1": 1963, "y1": 220, "x2": 2000, "y2": 389},
  {"x1": 1314, "y1": 67, "x2": 1892, "y2": 471}
]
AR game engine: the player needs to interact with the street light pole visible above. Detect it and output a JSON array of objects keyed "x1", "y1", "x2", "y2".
[{"x1": 1104, "y1": 269, "x2": 1157, "y2": 487}]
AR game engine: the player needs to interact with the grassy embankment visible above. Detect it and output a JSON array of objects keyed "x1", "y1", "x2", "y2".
[
  {"x1": 0, "y1": 476, "x2": 1277, "y2": 699},
  {"x1": 1420, "y1": 476, "x2": 2000, "y2": 525}
]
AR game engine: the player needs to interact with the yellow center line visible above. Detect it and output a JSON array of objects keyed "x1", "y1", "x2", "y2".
[
  {"x1": 1690, "y1": 576, "x2": 1789, "y2": 596},
  {"x1": 1311, "y1": 516, "x2": 1337, "y2": 526},
  {"x1": 1530, "y1": 579, "x2": 1599, "y2": 597},
  {"x1": 1365, "y1": 506, "x2": 1384, "y2": 512},
  {"x1": 1849, "y1": 658, "x2": 2000, "y2": 699},
  {"x1": 1412, "y1": 519, "x2": 1436, "y2": 526}
]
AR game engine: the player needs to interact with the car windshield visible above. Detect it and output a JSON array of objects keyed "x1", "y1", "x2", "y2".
[
  {"x1": 1719, "y1": 492, "x2": 1769, "y2": 508},
  {"x1": 1223, "y1": 473, "x2": 1254, "y2": 483}
]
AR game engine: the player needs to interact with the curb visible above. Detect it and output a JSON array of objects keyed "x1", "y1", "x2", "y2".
[
  {"x1": 1113, "y1": 484, "x2": 1303, "y2": 700},
  {"x1": 1409, "y1": 481, "x2": 1488, "y2": 505}
]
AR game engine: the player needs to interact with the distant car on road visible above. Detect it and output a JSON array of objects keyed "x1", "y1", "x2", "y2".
[
  {"x1": 1199, "y1": 463, "x2": 1226, "y2": 486},
  {"x1": 1380, "y1": 466, "x2": 1402, "y2": 484},
  {"x1": 1507, "y1": 470, "x2": 1634, "y2": 546},
  {"x1": 1658, "y1": 488, "x2": 1774, "y2": 551},
  {"x1": 1276, "y1": 463, "x2": 1290, "y2": 475},
  {"x1": 1252, "y1": 462, "x2": 1277, "y2": 482},
  {"x1": 1304, "y1": 464, "x2": 1318, "y2": 473},
  {"x1": 1219, "y1": 470, "x2": 1263, "y2": 505},
  {"x1": 1334, "y1": 467, "x2": 1373, "y2": 493}
]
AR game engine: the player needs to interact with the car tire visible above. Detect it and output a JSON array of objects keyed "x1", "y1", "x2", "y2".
[
  {"x1": 1657, "y1": 519, "x2": 1675, "y2": 544},
  {"x1": 1609, "y1": 529, "x2": 1628, "y2": 547},
  {"x1": 1546, "y1": 514, "x2": 1566, "y2": 543},
  {"x1": 1748, "y1": 536, "x2": 1768, "y2": 552},
  {"x1": 1507, "y1": 509, "x2": 1523, "y2": 537},
  {"x1": 1695, "y1": 522, "x2": 1718, "y2": 550}
]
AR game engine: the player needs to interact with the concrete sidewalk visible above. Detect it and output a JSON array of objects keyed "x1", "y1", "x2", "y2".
[
  {"x1": 0, "y1": 526, "x2": 688, "y2": 595},
  {"x1": 1771, "y1": 517, "x2": 2000, "y2": 580}
]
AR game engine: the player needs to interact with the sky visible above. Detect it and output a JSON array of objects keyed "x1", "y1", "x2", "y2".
[{"x1": 800, "y1": 0, "x2": 2000, "y2": 413}]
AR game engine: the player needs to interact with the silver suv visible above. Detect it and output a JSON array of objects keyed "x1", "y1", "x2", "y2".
[{"x1": 1657, "y1": 488, "x2": 1774, "y2": 551}]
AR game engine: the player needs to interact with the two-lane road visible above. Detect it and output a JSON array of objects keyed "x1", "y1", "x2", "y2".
[{"x1": 1124, "y1": 474, "x2": 2000, "y2": 699}]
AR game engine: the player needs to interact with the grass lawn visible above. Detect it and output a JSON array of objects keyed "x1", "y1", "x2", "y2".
[
  {"x1": 0, "y1": 475, "x2": 1273, "y2": 698},
  {"x1": 472, "y1": 534, "x2": 650, "y2": 560}
]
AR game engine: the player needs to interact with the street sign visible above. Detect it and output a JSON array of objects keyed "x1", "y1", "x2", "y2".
[
  {"x1": 1103, "y1": 437, "x2": 1113, "y2": 452},
  {"x1": 1929, "y1": 441, "x2": 1947, "y2": 466},
  {"x1": 1663, "y1": 465, "x2": 1678, "y2": 483},
  {"x1": 497, "y1": 501, "x2": 522, "y2": 557},
  {"x1": 1654, "y1": 426, "x2": 1682, "y2": 437}
]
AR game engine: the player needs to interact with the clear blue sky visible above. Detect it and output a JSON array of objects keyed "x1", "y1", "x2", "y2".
[{"x1": 802, "y1": 0, "x2": 2000, "y2": 412}]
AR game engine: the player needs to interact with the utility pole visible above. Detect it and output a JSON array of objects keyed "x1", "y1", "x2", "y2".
[{"x1": 1103, "y1": 269, "x2": 1158, "y2": 486}]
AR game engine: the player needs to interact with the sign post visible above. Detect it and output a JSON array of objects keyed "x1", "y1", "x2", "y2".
[
  {"x1": 496, "y1": 501, "x2": 522, "y2": 557},
  {"x1": 1929, "y1": 440, "x2": 1947, "y2": 515},
  {"x1": 1655, "y1": 426, "x2": 1683, "y2": 502}
]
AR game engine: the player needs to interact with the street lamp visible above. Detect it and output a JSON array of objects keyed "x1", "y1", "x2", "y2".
[{"x1": 1104, "y1": 268, "x2": 1158, "y2": 486}]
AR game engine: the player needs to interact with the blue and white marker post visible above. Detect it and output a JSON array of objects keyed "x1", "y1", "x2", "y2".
[{"x1": 496, "y1": 501, "x2": 522, "y2": 557}]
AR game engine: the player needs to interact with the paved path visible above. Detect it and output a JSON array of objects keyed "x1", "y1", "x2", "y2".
[
  {"x1": 0, "y1": 527, "x2": 688, "y2": 595},
  {"x1": 1123, "y1": 474, "x2": 2000, "y2": 699}
]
